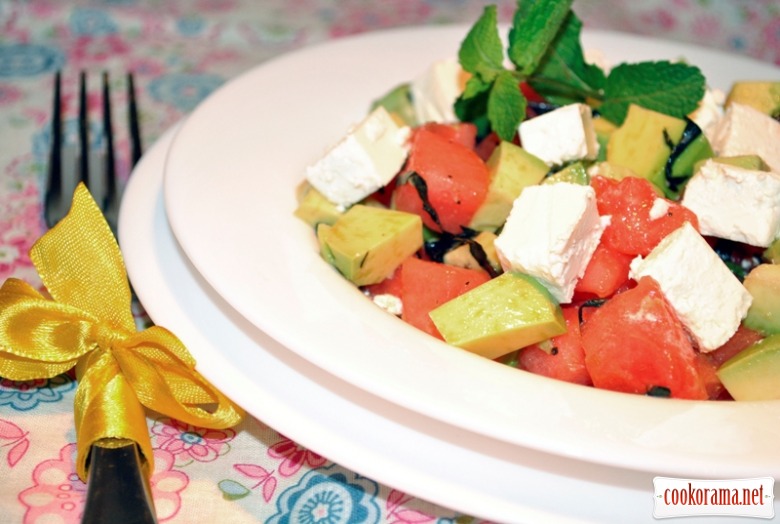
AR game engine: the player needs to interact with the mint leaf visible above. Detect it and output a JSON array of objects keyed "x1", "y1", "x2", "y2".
[
  {"x1": 458, "y1": 5, "x2": 504, "y2": 82},
  {"x1": 488, "y1": 70, "x2": 527, "y2": 141},
  {"x1": 454, "y1": 76, "x2": 492, "y2": 136},
  {"x1": 599, "y1": 61, "x2": 706, "y2": 124},
  {"x1": 528, "y1": 12, "x2": 606, "y2": 105},
  {"x1": 508, "y1": 0, "x2": 573, "y2": 75}
]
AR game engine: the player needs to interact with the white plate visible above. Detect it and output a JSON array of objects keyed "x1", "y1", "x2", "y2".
[
  {"x1": 120, "y1": 124, "x2": 767, "y2": 524},
  {"x1": 162, "y1": 25, "x2": 780, "y2": 478}
]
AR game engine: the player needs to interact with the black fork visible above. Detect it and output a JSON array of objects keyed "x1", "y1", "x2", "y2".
[
  {"x1": 45, "y1": 71, "x2": 157, "y2": 524},
  {"x1": 45, "y1": 70, "x2": 143, "y2": 236}
]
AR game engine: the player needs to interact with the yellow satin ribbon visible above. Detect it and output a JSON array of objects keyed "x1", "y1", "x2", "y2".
[{"x1": 0, "y1": 183, "x2": 244, "y2": 481}]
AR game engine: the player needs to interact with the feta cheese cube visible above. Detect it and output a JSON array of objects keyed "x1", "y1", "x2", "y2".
[
  {"x1": 681, "y1": 159, "x2": 780, "y2": 247},
  {"x1": 494, "y1": 182, "x2": 606, "y2": 303},
  {"x1": 518, "y1": 103, "x2": 600, "y2": 166},
  {"x1": 410, "y1": 58, "x2": 469, "y2": 124},
  {"x1": 371, "y1": 293, "x2": 403, "y2": 316},
  {"x1": 709, "y1": 102, "x2": 780, "y2": 173},
  {"x1": 687, "y1": 87, "x2": 725, "y2": 142},
  {"x1": 629, "y1": 222, "x2": 752, "y2": 352},
  {"x1": 306, "y1": 106, "x2": 410, "y2": 208},
  {"x1": 648, "y1": 197, "x2": 671, "y2": 221}
]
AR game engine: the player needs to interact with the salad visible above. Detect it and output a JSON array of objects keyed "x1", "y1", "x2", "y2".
[{"x1": 295, "y1": 0, "x2": 780, "y2": 402}]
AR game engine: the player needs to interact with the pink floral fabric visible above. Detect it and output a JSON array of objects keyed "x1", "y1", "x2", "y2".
[{"x1": 0, "y1": 1, "x2": 778, "y2": 522}]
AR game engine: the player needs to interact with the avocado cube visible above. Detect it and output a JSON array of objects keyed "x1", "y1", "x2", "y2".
[
  {"x1": 468, "y1": 141, "x2": 548, "y2": 232},
  {"x1": 593, "y1": 116, "x2": 617, "y2": 162},
  {"x1": 725, "y1": 81, "x2": 780, "y2": 118},
  {"x1": 589, "y1": 161, "x2": 641, "y2": 182},
  {"x1": 701, "y1": 155, "x2": 770, "y2": 173},
  {"x1": 318, "y1": 204, "x2": 422, "y2": 286},
  {"x1": 294, "y1": 180, "x2": 343, "y2": 228},
  {"x1": 370, "y1": 82, "x2": 419, "y2": 127},
  {"x1": 443, "y1": 231, "x2": 502, "y2": 275},
  {"x1": 607, "y1": 104, "x2": 688, "y2": 195},
  {"x1": 763, "y1": 239, "x2": 780, "y2": 264},
  {"x1": 717, "y1": 334, "x2": 780, "y2": 401},
  {"x1": 542, "y1": 162, "x2": 589, "y2": 186},
  {"x1": 743, "y1": 264, "x2": 780, "y2": 335},
  {"x1": 429, "y1": 271, "x2": 566, "y2": 360},
  {"x1": 664, "y1": 129, "x2": 714, "y2": 198}
]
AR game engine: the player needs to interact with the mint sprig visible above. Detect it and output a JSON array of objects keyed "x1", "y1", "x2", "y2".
[
  {"x1": 455, "y1": 0, "x2": 706, "y2": 142},
  {"x1": 599, "y1": 61, "x2": 706, "y2": 124},
  {"x1": 507, "y1": 0, "x2": 574, "y2": 75},
  {"x1": 458, "y1": 4, "x2": 504, "y2": 82}
]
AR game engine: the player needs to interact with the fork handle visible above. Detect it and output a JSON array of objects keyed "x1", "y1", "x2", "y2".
[{"x1": 81, "y1": 438, "x2": 158, "y2": 524}]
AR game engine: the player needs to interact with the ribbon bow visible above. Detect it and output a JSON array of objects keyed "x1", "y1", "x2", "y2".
[{"x1": 0, "y1": 183, "x2": 244, "y2": 481}]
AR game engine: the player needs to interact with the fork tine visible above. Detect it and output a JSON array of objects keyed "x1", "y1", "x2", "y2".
[
  {"x1": 44, "y1": 71, "x2": 62, "y2": 228},
  {"x1": 78, "y1": 71, "x2": 89, "y2": 187},
  {"x1": 102, "y1": 71, "x2": 117, "y2": 218},
  {"x1": 127, "y1": 72, "x2": 142, "y2": 168}
]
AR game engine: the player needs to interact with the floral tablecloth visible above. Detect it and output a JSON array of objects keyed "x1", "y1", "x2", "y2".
[{"x1": 1, "y1": 1, "x2": 779, "y2": 523}]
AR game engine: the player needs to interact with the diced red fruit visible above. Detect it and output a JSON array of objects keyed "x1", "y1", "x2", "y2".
[
  {"x1": 591, "y1": 175, "x2": 699, "y2": 257},
  {"x1": 519, "y1": 82, "x2": 545, "y2": 103},
  {"x1": 574, "y1": 242, "x2": 633, "y2": 299},
  {"x1": 399, "y1": 257, "x2": 490, "y2": 340},
  {"x1": 692, "y1": 354, "x2": 725, "y2": 400},
  {"x1": 580, "y1": 276, "x2": 709, "y2": 400},
  {"x1": 364, "y1": 177, "x2": 397, "y2": 208},
  {"x1": 518, "y1": 306, "x2": 593, "y2": 386},
  {"x1": 362, "y1": 265, "x2": 404, "y2": 297},
  {"x1": 413, "y1": 122, "x2": 478, "y2": 150},
  {"x1": 393, "y1": 127, "x2": 490, "y2": 234},
  {"x1": 474, "y1": 132, "x2": 501, "y2": 162},
  {"x1": 706, "y1": 325, "x2": 764, "y2": 367}
]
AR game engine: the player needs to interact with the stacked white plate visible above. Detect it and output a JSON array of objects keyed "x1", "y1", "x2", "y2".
[{"x1": 119, "y1": 26, "x2": 780, "y2": 523}]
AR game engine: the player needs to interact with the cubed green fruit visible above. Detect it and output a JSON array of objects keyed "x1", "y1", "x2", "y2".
[
  {"x1": 429, "y1": 271, "x2": 566, "y2": 360},
  {"x1": 317, "y1": 204, "x2": 422, "y2": 286},
  {"x1": 542, "y1": 162, "x2": 589, "y2": 186},
  {"x1": 468, "y1": 141, "x2": 548, "y2": 232},
  {"x1": 294, "y1": 180, "x2": 343, "y2": 228},
  {"x1": 590, "y1": 161, "x2": 639, "y2": 182},
  {"x1": 694, "y1": 155, "x2": 770, "y2": 174},
  {"x1": 763, "y1": 239, "x2": 780, "y2": 264},
  {"x1": 607, "y1": 104, "x2": 688, "y2": 195},
  {"x1": 717, "y1": 333, "x2": 780, "y2": 401},
  {"x1": 593, "y1": 117, "x2": 617, "y2": 162},
  {"x1": 725, "y1": 81, "x2": 780, "y2": 118},
  {"x1": 370, "y1": 82, "x2": 418, "y2": 127},
  {"x1": 743, "y1": 264, "x2": 780, "y2": 335},
  {"x1": 443, "y1": 231, "x2": 502, "y2": 275},
  {"x1": 664, "y1": 127, "x2": 713, "y2": 199}
]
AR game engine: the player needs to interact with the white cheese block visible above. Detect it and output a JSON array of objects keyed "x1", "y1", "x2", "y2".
[
  {"x1": 687, "y1": 87, "x2": 725, "y2": 142},
  {"x1": 306, "y1": 106, "x2": 410, "y2": 208},
  {"x1": 709, "y1": 102, "x2": 780, "y2": 173},
  {"x1": 681, "y1": 159, "x2": 780, "y2": 247},
  {"x1": 629, "y1": 222, "x2": 752, "y2": 352},
  {"x1": 518, "y1": 103, "x2": 600, "y2": 166},
  {"x1": 371, "y1": 294, "x2": 403, "y2": 316},
  {"x1": 410, "y1": 57, "x2": 468, "y2": 124},
  {"x1": 494, "y1": 182, "x2": 606, "y2": 303}
]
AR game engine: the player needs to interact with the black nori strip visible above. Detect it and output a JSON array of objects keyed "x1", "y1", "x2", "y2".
[
  {"x1": 407, "y1": 171, "x2": 443, "y2": 231},
  {"x1": 467, "y1": 239, "x2": 500, "y2": 278},
  {"x1": 647, "y1": 385, "x2": 672, "y2": 397},
  {"x1": 663, "y1": 118, "x2": 703, "y2": 193},
  {"x1": 527, "y1": 100, "x2": 560, "y2": 117},
  {"x1": 578, "y1": 298, "x2": 608, "y2": 325},
  {"x1": 423, "y1": 229, "x2": 498, "y2": 278}
]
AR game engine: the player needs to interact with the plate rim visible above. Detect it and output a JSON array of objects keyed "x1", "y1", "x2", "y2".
[
  {"x1": 120, "y1": 123, "x2": 666, "y2": 523},
  {"x1": 161, "y1": 24, "x2": 780, "y2": 477}
]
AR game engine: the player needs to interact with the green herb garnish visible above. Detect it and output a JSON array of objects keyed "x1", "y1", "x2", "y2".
[{"x1": 456, "y1": 0, "x2": 706, "y2": 141}]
